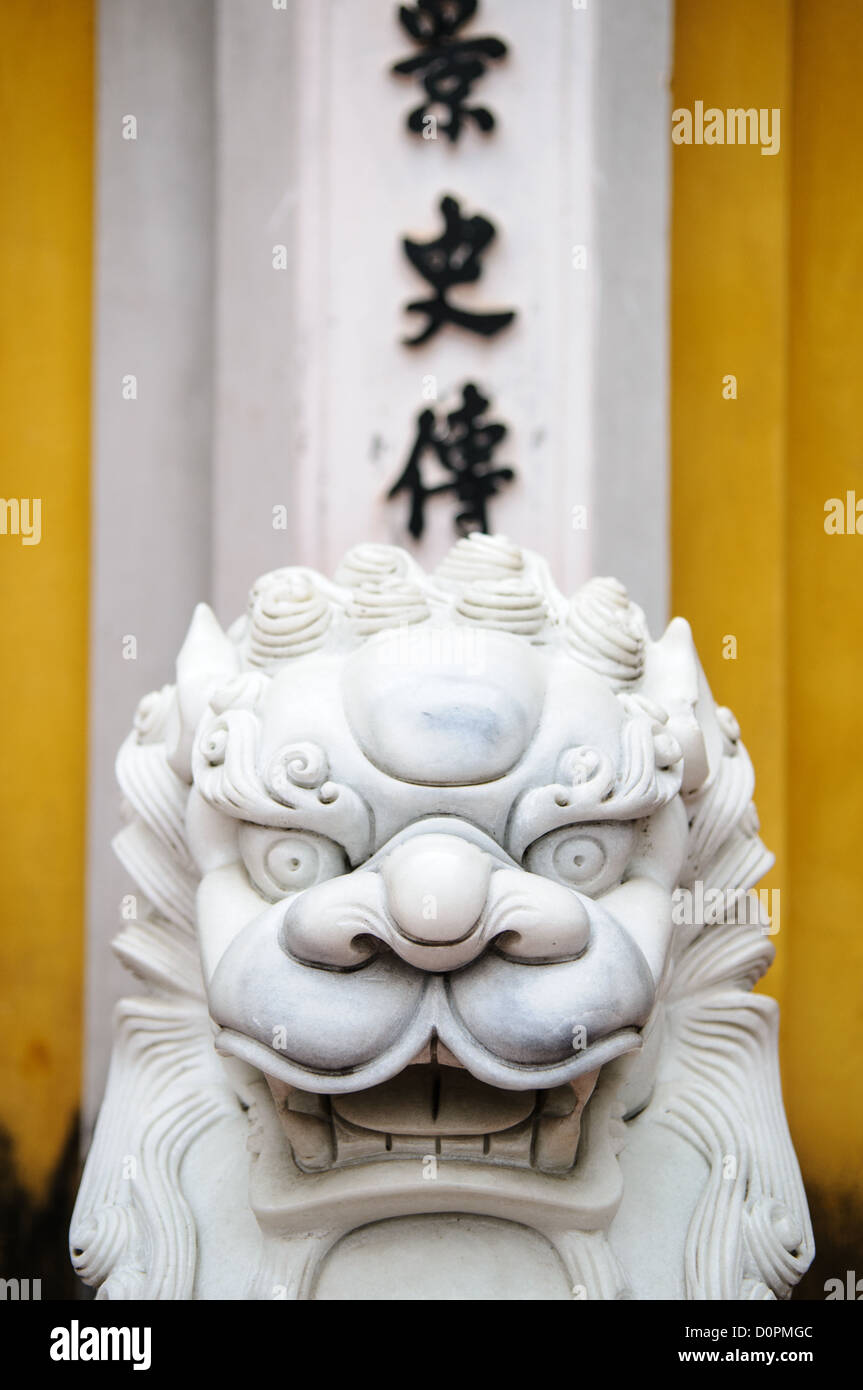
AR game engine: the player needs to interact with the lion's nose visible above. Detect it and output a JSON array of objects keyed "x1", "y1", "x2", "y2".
[{"x1": 382, "y1": 834, "x2": 491, "y2": 946}]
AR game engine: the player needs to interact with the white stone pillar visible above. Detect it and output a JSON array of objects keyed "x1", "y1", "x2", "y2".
[{"x1": 85, "y1": 0, "x2": 672, "y2": 1131}]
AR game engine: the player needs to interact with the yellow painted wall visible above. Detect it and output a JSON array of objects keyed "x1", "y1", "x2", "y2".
[
  {"x1": 671, "y1": 0, "x2": 792, "y2": 1005},
  {"x1": 784, "y1": 0, "x2": 863, "y2": 1232},
  {"x1": 0, "y1": 0, "x2": 93, "y2": 1199},
  {"x1": 673, "y1": 0, "x2": 863, "y2": 1285}
]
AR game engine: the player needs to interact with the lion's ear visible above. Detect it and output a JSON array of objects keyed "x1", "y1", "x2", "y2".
[
  {"x1": 640, "y1": 617, "x2": 724, "y2": 795},
  {"x1": 166, "y1": 603, "x2": 238, "y2": 783}
]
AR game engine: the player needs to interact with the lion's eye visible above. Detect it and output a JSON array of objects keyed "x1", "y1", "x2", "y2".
[
  {"x1": 523, "y1": 823, "x2": 635, "y2": 896},
  {"x1": 238, "y1": 825, "x2": 348, "y2": 901}
]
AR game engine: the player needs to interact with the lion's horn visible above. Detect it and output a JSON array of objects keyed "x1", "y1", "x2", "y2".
[
  {"x1": 640, "y1": 617, "x2": 723, "y2": 795},
  {"x1": 165, "y1": 603, "x2": 238, "y2": 784}
]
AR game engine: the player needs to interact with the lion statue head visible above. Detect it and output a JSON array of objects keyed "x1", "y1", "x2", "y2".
[{"x1": 71, "y1": 536, "x2": 813, "y2": 1300}]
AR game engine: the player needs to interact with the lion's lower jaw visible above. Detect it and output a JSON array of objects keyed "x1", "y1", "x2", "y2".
[
  {"x1": 235, "y1": 1060, "x2": 634, "y2": 1301},
  {"x1": 69, "y1": 933, "x2": 814, "y2": 1300}
]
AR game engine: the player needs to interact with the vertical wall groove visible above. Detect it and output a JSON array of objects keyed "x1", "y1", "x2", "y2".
[{"x1": 85, "y1": 0, "x2": 216, "y2": 1132}]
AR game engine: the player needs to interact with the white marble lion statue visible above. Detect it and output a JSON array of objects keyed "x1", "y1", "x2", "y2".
[{"x1": 71, "y1": 535, "x2": 813, "y2": 1300}]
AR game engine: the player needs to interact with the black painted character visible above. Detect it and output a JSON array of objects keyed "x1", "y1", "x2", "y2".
[
  {"x1": 402, "y1": 195, "x2": 516, "y2": 347},
  {"x1": 388, "y1": 382, "x2": 515, "y2": 538},
  {"x1": 392, "y1": 0, "x2": 507, "y2": 143}
]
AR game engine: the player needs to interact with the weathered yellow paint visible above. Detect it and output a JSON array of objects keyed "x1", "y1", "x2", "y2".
[
  {"x1": 0, "y1": 0, "x2": 93, "y2": 1197},
  {"x1": 673, "y1": 0, "x2": 863, "y2": 1265},
  {"x1": 784, "y1": 0, "x2": 863, "y2": 1200},
  {"x1": 671, "y1": 0, "x2": 792, "y2": 1007}
]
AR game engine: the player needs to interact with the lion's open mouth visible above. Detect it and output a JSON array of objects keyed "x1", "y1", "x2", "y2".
[{"x1": 263, "y1": 1042, "x2": 602, "y2": 1176}]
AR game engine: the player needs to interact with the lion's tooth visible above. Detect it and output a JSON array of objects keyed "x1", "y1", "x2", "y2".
[
  {"x1": 533, "y1": 1071, "x2": 600, "y2": 1173},
  {"x1": 264, "y1": 1078, "x2": 335, "y2": 1172}
]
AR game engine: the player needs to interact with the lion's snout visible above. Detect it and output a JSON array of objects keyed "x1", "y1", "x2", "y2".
[{"x1": 278, "y1": 830, "x2": 591, "y2": 973}]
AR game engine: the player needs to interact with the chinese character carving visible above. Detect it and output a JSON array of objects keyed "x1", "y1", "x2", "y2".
[
  {"x1": 392, "y1": 0, "x2": 507, "y2": 143},
  {"x1": 402, "y1": 195, "x2": 516, "y2": 347},
  {"x1": 388, "y1": 382, "x2": 514, "y2": 538}
]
